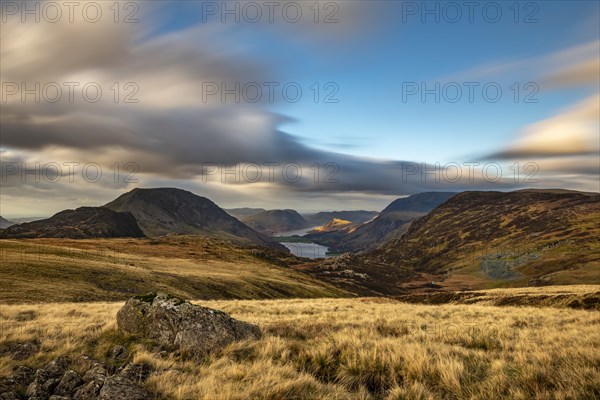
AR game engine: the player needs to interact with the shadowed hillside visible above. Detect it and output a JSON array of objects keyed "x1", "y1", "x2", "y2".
[
  {"x1": 0, "y1": 208, "x2": 144, "y2": 239},
  {"x1": 105, "y1": 188, "x2": 284, "y2": 250},
  {"x1": 0, "y1": 217, "x2": 15, "y2": 229},
  {"x1": 241, "y1": 209, "x2": 310, "y2": 235},
  {"x1": 225, "y1": 208, "x2": 266, "y2": 219},
  {"x1": 307, "y1": 192, "x2": 456, "y2": 253},
  {"x1": 299, "y1": 190, "x2": 600, "y2": 295}
]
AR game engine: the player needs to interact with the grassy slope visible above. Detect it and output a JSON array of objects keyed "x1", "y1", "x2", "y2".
[
  {"x1": 0, "y1": 237, "x2": 348, "y2": 303},
  {"x1": 1, "y1": 287, "x2": 599, "y2": 399},
  {"x1": 375, "y1": 191, "x2": 600, "y2": 290}
]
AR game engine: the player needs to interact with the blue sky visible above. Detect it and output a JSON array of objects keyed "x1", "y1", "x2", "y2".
[
  {"x1": 144, "y1": 0, "x2": 599, "y2": 163},
  {"x1": 265, "y1": 1, "x2": 599, "y2": 161}
]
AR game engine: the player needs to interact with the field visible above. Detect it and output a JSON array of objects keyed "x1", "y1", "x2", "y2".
[
  {"x1": 0, "y1": 238, "x2": 347, "y2": 303},
  {"x1": 1, "y1": 287, "x2": 599, "y2": 399}
]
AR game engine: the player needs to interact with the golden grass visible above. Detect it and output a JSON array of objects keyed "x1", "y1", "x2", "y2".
[
  {"x1": 0, "y1": 238, "x2": 347, "y2": 303},
  {"x1": 2, "y1": 289, "x2": 599, "y2": 399}
]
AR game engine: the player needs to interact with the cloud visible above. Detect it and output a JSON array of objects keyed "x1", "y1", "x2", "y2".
[
  {"x1": 1, "y1": 1, "x2": 596, "y2": 216},
  {"x1": 443, "y1": 40, "x2": 600, "y2": 85},
  {"x1": 488, "y1": 94, "x2": 599, "y2": 159},
  {"x1": 481, "y1": 42, "x2": 599, "y2": 191}
]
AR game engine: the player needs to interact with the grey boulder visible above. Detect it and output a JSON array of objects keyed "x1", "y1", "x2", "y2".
[{"x1": 116, "y1": 292, "x2": 260, "y2": 358}]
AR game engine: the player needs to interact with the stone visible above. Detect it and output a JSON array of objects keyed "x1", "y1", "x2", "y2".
[
  {"x1": 109, "y1": 345, "x2": 129, "y2": 364},
  {"x1": 81, "y1": 364, "x2": 108, "y2": 383},
  {"x1": 116, "y1": 292, "x2": 260, "y2": 358},
  {"x1": 71, "y1": 355, "x2": 100, "y2": 375},
  {"x1": 118, "y1": 363, "x2": 152, "y2": 384},
  {"x1": 0, "y1": 340, "x2": 40, "y2": 360},
  {"x1": 54, "y1": 370, "x2": 83, "y2": 396},
  {"x1": 73, "y1": 378, "x2": 105, "y2": 400},
  {"x1": 98, "y1": 375, "x2": 151, "y2": 400}
]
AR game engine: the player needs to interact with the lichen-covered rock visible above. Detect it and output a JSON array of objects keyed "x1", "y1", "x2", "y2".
[
  {"x1": 0, "y1": 340, "x2": 40, "y2": 360},
  {"x1": 118, "y1": 363, "x2": 152, "y2": 384},
  {"x1": 98, "y1": 375, "x2": 151, "y2": 400},
  {"x1": 26, "y1": 357, "x2": 69, "y2": 400},
  {"x1": 117, "y1": 292, "x2": 261, "y2": 358},
  {"x1": 4, "y1": 356, "x2": 156, "y2": 400},
  {"x1": 73, "y1": 375, "x2": 106, "y2": 400},
  {"x1": 54, "y1": 370, "x2": 82, "y2": 396}
]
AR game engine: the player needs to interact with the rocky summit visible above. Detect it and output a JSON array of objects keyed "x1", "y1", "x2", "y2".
[{"x1": 116, "y1": 292, "x2": 261, "y2": 359}]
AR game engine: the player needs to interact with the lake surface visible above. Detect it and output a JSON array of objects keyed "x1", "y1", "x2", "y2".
[
  {"x1": 274, "y1": 226, "x2": 331, "y2": 259},
  {"x1": 280, "y1": 242, "x2": 331, "y2": 259}
]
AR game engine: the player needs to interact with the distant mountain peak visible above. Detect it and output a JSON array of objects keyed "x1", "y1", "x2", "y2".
[{"x1": 105, "y1": 187, "x2": 284, "y2": 249}]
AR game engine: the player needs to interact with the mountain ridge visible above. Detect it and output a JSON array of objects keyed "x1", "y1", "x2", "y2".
[
  {"x1": 296, "y1": 190, "x2": 600, "y2": 295},
  {"x1": 104, "y1": 188, "x2": 285, "y2": 250},
  {"x1": 0, "y1": 207, "x2": 144, "y2": 239},
  {"x1": 241, "y1": 209, "x2": 310, "y2": 235}
]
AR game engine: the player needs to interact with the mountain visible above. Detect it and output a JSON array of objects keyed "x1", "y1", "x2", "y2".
[
  {"x1": 309, "y1": 218, "x2": 353, "y2": 233},
  {"x1": 0, "y1": 216, "x2": 15, "y2": 229},
  {"x1": 5, "y1": 217, "x2": 46, "y2": 224},
  {"x1": 0, "y1": 207, "x2": 144, "y2": 239},
  {"x1": 303, "y1": 190, "x2": 600, "y2": 295},
  {"x1": 105, "y1": 188, "x2": 284, "y2": 249},
  {"x1": 381, "y1": 192, "x2": 457, "y2": 213},
  {"x1": 375, "y1": 190, "x2": 600, "y2": 284},
  {"x1": 241, "y1": 209, "x2": 310, "y2": 236},
  {"x1": 225, "y1": 208, "x2": 267, "y2": 219},
  {"x1": 303, "y1": 210, "x2": 378, "y2": 226},
  {"x1": 306, "y1": 192, "x2": 456, "y2": 253}
]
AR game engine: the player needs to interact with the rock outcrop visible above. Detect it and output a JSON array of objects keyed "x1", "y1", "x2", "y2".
[
  {"x1": 117, "y1": 292, "x2": 260, "y2": 358},
  {"x1": 0, "y1": 354, "x2": 152, "y2": 400}
]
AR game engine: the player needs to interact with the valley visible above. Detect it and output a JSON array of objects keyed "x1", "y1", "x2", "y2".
[
  {"x1": 1, "y1": 187, "x2": 598, "y2": 399},
  {"x1": 3, "y1": 5, "x2": 599, "y2": 398}
]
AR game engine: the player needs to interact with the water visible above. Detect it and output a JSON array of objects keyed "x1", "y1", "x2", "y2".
[
  {"x1": 280, "y1": 242, "x2": 330, "y2": 259},
  {"x1": 274, "y1": 226, "x2": 331, "y2": 259}
]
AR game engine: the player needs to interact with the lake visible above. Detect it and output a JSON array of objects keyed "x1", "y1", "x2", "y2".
[
  {"x1": 280, "y1": 242, "x2": 331, "y2": 259},
  {"x1": 274, "y1": 226, "x2": 331, "y2": 259}
]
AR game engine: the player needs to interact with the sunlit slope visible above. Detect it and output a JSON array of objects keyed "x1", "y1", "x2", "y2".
[
  {"x1": 374, "y1": 190, "x2": 600, "y2": 289},
  {"x1": 0, "y1": 237, "x2": 348, "y2": 303}
]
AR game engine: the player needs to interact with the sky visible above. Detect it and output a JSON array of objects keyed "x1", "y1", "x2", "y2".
[{"x1": 1, "y1": 0, "x2": 599, "y2": 217}]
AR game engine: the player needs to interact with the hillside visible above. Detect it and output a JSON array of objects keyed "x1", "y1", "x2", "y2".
[
  {"x1": 0, "y1": 207, "x2": 144, "y2": 239},
  {"x1": 225, "y1": 208, "x2": 266, "y2": 219},
  {"x1": 375, "y1": 190, "x2": 600, "y2": 287},
  {"x1": 381, "y1": 192, "x2": 457, "y2": 213},
  {"x1": 241, "y1": 209, "x2": 310, "y2": 235},
  {"x1": 307, "y1": 192, "x2": 456, "y2": 253},
  {"x1": 0, "y1": 216, "x2": 15, "y2": 229},
  {"x1": 105, "y1": 188, "x2": 283, "y2": 249},
  {"x1": 0, "y1": 237, "x2": 347, "y2": 303},
  {"x1": 299, "y1": 190, "x2": 600, "y2": 295},
  {"x1": 309, "y1": 218, "x2": 353, "y2": 233},
  {"x1": 303, "y1": 210, "x2": 378, "y2": 226}
]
